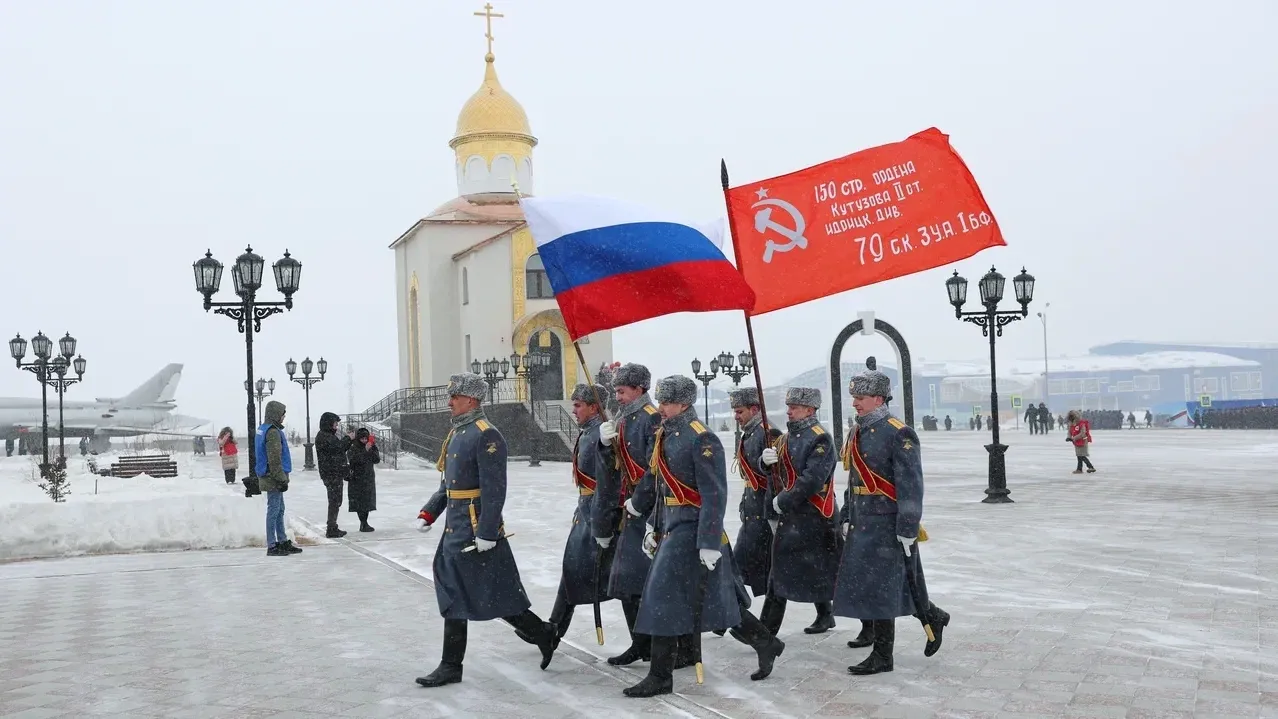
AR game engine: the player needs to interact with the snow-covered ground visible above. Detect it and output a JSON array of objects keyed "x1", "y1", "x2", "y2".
[
  {"x1": 1, "y1": 428, "x2": 1275, "y2": 717},
  {"x1": 0, "y1": 452, "x2": 265, "y2": 561}
]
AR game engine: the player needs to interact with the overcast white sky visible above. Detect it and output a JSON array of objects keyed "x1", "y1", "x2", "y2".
[{"x1": 1, "y1": 0, "x2": 1274, "y2": 430}]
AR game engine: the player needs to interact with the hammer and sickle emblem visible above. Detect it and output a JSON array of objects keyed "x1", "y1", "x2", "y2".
[{"x1": 752, "y1": 197, "x2": 810, "y2": 264}]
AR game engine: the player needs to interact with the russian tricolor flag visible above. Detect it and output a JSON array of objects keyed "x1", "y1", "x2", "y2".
[{"x1": 520, "y1": 195, "x2": 757, "y2": 340}]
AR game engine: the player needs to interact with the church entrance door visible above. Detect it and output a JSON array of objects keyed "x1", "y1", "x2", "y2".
[{"x1": 527, "y1": 331, "x2": 564, "y2": 401}]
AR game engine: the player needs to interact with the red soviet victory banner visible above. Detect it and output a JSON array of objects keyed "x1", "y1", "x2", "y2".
[{"x1": 725, "y1": 127, "x2": 1006, "y2": 316}]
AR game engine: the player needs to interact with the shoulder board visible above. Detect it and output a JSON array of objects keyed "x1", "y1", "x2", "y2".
[
  {"x1": 689, "y1": 420, "x2": 708, "y2": 435},
  {"x1": 810, "y1": 425, "x2": 826, "y2": 436},
  {"x1": 643, "y1": 405, "x2": 657, "y2": 415},
  {"x1": 887, "y1": 418, "x2": 906, "y2": 430},
  {"x1": 475, "y1": 419, "x2": 492, "y2": 431}
]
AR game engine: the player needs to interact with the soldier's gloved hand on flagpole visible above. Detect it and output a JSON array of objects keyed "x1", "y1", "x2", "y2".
[
  {"x1": 595, "y1": 536, "x2": 612, "y2": 549},
  {"x1": 761, "y1": 448, "x2": 779, "y2": 466},
  {"x1": 624, "y1": 497, "x2": 641, "y2": 518},
  {"x1": 475, "y1": 537, "x2": 497, "y2": 553},
  {"x1": 897, "y1": 535, "x2": 915, "y2": 557},
  {"x1": 599, "y1": 420, "x2": 618, "y2": 445},
  {"x1": 699, "y1": 549, "x2": 720, "y2": 570}
]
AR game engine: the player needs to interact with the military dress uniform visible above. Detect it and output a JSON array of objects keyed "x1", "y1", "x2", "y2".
[
  {"x1": 730, "y1": 390, "x2": 777, "y2": 597},
  {"x1": 623, "y1": 376, "x2": 783, "y2": 699},
  {"x1": 544, "y1": 385, "x2": 614, "y2": 641},
  {"x1": 834, "y1": 370, "x2": 950, "y2": 675},
  {"x1": 760, "y1": 387, "x2": 840, "y2": 636},
  {"x1": 414, "y1": 373, "x2": 557, "y2": 688},
  {"x1": 591, "y1": 362, "x2": 661, "y2": 666}
]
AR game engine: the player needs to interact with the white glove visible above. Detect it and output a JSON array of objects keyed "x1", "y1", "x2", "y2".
[
  {"x1": 841, "y1": 523, "x2": 850, "y2": 539},
  {"x1": 642, "y1": 532, "x2": 658, "y2": 558},
  {"x1": 772, "y1": 496, "x2": 782, "y2": 514},
  {"x1": 475, "y1": 537, "x2": 497, "y2": 553},
  {"x1": 418, "y1": 519, "x2": 432, "y2": 533},
  {"x1": 699, "y1": 548, "x2": 720, "y2": 570},
  {"x1": 897, "y1": 535, "x2": 915, "y2": 557},
  {"x1": 760, "y1": 448, "x2": 779, "y2": 466},
  {"x1": 624, "y1": 497, "x2": 641, "y2": 518},
  {"x1": 595, "y1": 536, "x2": 612, "y2": 549},
  {"x1": 768, "y1": 520, "x2": 778, "y2": 533},
  {"x1": 599, "y1": 420, "x2": 618, "y2": 445}
]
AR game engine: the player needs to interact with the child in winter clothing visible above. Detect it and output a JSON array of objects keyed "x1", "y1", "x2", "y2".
[
  {"x1": 218, "y1": 427, "x2": 239, "y2": 485},
  {"x1": 1066, "y1": 410, "x2": 1096, "y2": 474}
]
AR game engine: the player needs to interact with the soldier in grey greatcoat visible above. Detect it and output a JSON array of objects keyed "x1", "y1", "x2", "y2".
[
  {"x1": 621, "y1": 376, "x2": 784, "y2": 698},
  {"x1": 834, "y1": 370, "x2": 950, "y2": 675},
  {"x1": 728, "y1": 387, "x2": 778, "y2": 598},
  {"x1": 758, "y1": 387, "x2": 840, "y2": 636},
  {"x1": 593, "y1": 362, "x2": 660, "y2": 666},
  {"x1": 413, "y1": 373, "x2": 558, "y2": 688},
  {"x1": 544, "y1": 383, "x2": 615, "y2": 642}
]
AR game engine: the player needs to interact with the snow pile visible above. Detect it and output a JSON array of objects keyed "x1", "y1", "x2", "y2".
[{"x1": 0, "y1": 456, "x2": 264, "y2": 562}]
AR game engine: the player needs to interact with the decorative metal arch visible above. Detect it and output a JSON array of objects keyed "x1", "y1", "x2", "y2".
[{"x1": 829, "y1": 318, "x2": 915, "y2": 453}]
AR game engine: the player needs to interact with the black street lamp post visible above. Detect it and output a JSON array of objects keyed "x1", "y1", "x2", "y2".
[
  {"x1": 472, "y1": 357, "x2": 511, "y2": 404},
  {"x1": 195, "y1": 247, "x2": 300, "y2": 483},
  {"x1": 716, "y1": 350, "x2": 753, "y2": 445},
  {"x1": 246, "y1": 378, "x2": 275, "y2": 425},
  {"x1": 286, "y1": 357, "x2": 327, "y2": 470},
  {"x1": 10, "y1": 332, "x2": 84, "y2": 476},
  {"x1": 691, "y1": 357, "x2": 720, "y2": 425},
  {"x1": 946, "y1": 266, "x2": 1036, "y2": 504},
  {"x1": 512, "y1": 350, "x2": 552, "y2": 467}
]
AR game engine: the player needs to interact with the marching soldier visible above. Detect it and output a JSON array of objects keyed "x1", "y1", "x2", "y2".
[
  {"x1": 622, "y1": 376, "x2": 784, "y2": 698},
  {"x1": 542, "y1": 383, "x2": 614, "y2": 643},
  {"x1": 593, "y1": 362, "x2": 660, "y2": 666},
  {"x1": 835, "y1": 369, "x2": 950, "y2": 675},
  {"x1": 758, "y1": 387, "x2": 841, "y2": 636},
  {"x1": 414, "y1": 373, "x2": 558, "y2": 687},
  {"x1": 728, "y1": 387, "x2": 778, "y2": 599}
]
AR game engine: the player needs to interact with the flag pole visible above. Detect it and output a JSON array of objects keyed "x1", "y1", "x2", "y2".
[{"x1": 720, "y1": 160, "x2": 773, "y2": 435}]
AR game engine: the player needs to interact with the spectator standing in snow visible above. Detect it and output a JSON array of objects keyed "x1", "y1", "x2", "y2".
[
  {"x1": 1066, "y1": 410, "x2": 1096, "y2": 474},
  {"x1": 218, "y1": 427, "x2": 239, "y2": 485},
  {"x1": 256, "y1": 401, "x2": 302, "y2": 556},
  {"x1": 315, "y1": 412, "x2": 353, "y2": 538},
  {"x1": 347, "y1": 427, "x2": 381, "y2": 532}
]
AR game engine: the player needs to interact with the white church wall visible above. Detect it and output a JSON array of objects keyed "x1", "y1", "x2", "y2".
[
  {"x1": 459, "y1": 239, "x2": 514, "y2": 372},
  {"x1": 394, "y1": 245, "x2": 410, "y2": 389},
  {"x1": 575, "y1": 331, "x2": 615, "y2": 379}
]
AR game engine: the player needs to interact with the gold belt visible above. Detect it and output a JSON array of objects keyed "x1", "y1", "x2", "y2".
[
  {"x1": 852, "y1": 486, "x2": 877, "y2": 495},
  {"x1": 664, "y1": 496, "x2": 697, "y2": 506},
  {"x1": 579, "y1": 487, "x2": 596, "y2": 496},
  {"x1": 447, "y1": 489, "x2": 481, "y2": 500}
]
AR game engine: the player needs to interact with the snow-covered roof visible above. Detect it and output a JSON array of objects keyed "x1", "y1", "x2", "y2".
[
  {"x1": 928, "y1": 351, "x2": 1258, "y2": 378},
  {"x1": 1096, "y1": 340, "x2": 1278, "y2": 351}
]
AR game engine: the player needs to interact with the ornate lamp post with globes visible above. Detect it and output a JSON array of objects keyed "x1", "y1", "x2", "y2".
[
  {"x1": 946, "y1": 265, "x2": 1036, "y2": 504},
  {"x1": 472, "y1": 357, "x2": 511, "y2": 404},
  {"x1": 691, "y1": 357, "x2": 720, "y2": 426},
  {"x1": 511, "y1": 350, "x2": 553, "y2": 467},
  {"x1": 245, "y1": 377, "x2": 276, "y2": 425},
  {"x1": 194, "y1": 247, "x2": 300, "y2": 482},
  {"x1": 286, "y1": 357, "x2": 327, "y2": 470},
  {"x1": 716, "y1": 350, "x2": 753, "y2": 445}
]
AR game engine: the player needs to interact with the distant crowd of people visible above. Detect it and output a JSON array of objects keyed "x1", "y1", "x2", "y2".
[{"x1": 1193, "y1": 406, "x2": 1278, "y2": 430}]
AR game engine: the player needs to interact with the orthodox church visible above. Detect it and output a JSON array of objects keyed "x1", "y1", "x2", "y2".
[{"x1": 392, "y1": 6, "x2": 613, "y2": 400}]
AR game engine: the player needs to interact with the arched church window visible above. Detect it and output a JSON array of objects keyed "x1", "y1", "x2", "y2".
[
  {"x1": 462, "y1": 267, "x2": 469, "y2": 305},
  {"x1": 525, "y1": 254, "x2": 554, "y2": 299}
]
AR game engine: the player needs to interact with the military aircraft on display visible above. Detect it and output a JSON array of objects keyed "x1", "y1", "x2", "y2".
[{"x1": 0, "y1": 364, "x2": 208, "y2": 452}]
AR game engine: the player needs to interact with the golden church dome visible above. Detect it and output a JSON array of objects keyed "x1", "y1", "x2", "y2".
[{"x1": 450, "y1": 54, "x2": 538, "y2": 149}]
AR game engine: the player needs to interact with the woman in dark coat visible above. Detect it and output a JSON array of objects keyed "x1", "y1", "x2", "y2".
[{"x1": 347, "y1": 428, "x2": 380, "y2": 532}]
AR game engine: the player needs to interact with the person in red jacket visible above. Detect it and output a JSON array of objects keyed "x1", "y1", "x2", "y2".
[
  {"x1": 1065, "y1": 411, "x2": 1096, "y2": 474},
  {"x1": 217, "y1": 427, "x2": 239, "y2": 485}
]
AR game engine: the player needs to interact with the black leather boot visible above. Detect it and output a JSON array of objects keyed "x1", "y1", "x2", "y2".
[
  {"x1": 608, "y1": 598, "x2": 651, "y2": 666},
  {"x1": 847, "y1": 620, "x2": 874, "y2": 649},
  {"x1": 804, "y1": 601, "x2": 836, "y2": 634},
  {"x1": 416, "y1": 619, "x2": 466, "y2": 687},
  {"x1": 672, "y1": 635, "x2": 696, "y2": 670},
  {"x1": 759, "y1": 594, "x2": 787, "y2": 636},
  {"x1": 923, "y1": 603, "x2": 950, "y2": 657},
  {"x1": 623, "y1": 636, "x2": 674, "y2": 697},
  {"x1": 847, "y1": 619, "x2": 894, "y2": 675},
  {"x1": 734, "y1": 611, "x2": 785, "y2": 681}
]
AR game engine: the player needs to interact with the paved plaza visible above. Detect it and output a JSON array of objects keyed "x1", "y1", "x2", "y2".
[{"x1": 1, "y1": 429, "x2": 1276, "y2": 718}]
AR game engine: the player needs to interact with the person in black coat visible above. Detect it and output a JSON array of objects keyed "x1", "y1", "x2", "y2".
[
  {"x1": 347, "y1": 427, "x2": 380, "y2": 532},
  {"x1": 315, "y1": 412, "x2": 353, "y2": 538}
]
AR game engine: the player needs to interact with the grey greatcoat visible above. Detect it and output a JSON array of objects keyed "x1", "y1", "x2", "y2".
[
  {"x1": 733, "y1": 416, "x2": 777, "y2": 597},
  {"x1": 421, "y1": 415, "x2": 533, "y2": 621},
  {"x1": 560, "y1": 416, "x2": 613, "y2": 606},
  {"x1": 770, "y1": 416, "x2": 841, "y2": 603},
  {"x1": 592, "y1": 400, "x2": 660, "y2": 599},
  {"x1": 631, "y1": 408, "x2": 742, "y2": 635},
  {"x1": 834, "y1": 411, "x2": 929, "y2": 619}
]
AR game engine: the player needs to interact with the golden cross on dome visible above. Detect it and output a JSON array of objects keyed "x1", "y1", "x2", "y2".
[{"x1": 474, "y1": 3, "x2": 504, "y2": 58}]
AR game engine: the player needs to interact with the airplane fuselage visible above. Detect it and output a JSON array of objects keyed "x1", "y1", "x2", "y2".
[{"x1": 0, "y1": 398, "x2": 177, "y2": 440}]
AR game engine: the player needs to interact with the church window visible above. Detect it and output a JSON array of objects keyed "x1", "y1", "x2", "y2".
[
  {"x1": 525, "y1": 253, "x2": 554, "y2": 299},
  {"x1": 462, "y1": 267, "x2": 469, "y2": 305}
]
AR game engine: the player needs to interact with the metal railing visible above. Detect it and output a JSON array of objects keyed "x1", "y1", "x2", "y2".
[{"x1": 533, "y1": 400, "x2": 581, "y2": 445}]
